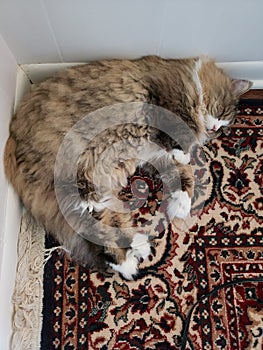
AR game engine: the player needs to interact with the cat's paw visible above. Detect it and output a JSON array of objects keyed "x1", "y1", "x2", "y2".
[
  {"x1": 109, "y1": 251, "x2": 139, "y2": 280},
  {"x1": 172, "y1": 149, "x2": 190, "y2": 164},
  {"x1": 167, "y1": 190, "x2": 191, "y2": 220},
  {"x1": 109, "y1": 233, "x2": 151, "y2": 280},
  {"x1": 130, "y1": 233, "x2": 151, "y2": 261}
]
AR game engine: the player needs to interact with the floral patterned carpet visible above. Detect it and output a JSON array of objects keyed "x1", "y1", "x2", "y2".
[{"x1": 41, "y1": 98, "x2": 263, "y2": 350}]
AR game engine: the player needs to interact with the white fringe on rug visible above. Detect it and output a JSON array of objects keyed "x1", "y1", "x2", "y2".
[{"x1": 11, "y1": 211, "x2": 61, "y2": 350}]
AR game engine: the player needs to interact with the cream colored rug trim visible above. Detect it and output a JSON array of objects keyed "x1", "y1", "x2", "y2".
[{"x1": 11, "y1": 211, "x2": 60, "y2": 350}]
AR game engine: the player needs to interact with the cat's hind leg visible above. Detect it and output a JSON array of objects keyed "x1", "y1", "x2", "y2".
[
  {"x1": 63, "y1": 207, "x2": 151, "y2": 279},
  {"x1": 107, "y1": 232, "x2": 151, "y2": 280},
  {"x1": 67, "y1": 197, "x2": 151, "y2": 279},
  {"x1": 98, "y1": 208, "x2": 151, "y2": 280}
]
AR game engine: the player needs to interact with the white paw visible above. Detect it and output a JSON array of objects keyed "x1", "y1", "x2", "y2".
[
  {"x1": 109, "y1": 251, "x2": 139, "y2": 280},
  {"x1": 172, "y1": 149, "x2": 190, "y2": 164},
  {"x1": 109, "y1": 233, "x2": 151, "y2": 280},
  {"x1": 131, "y1": 233, "x2": 151, "y2": 261},
  {"x1": 167, "y1": 190, "x2": 191, "y2": 219}
]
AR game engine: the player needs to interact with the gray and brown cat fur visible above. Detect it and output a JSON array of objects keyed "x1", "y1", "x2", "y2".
[{"x1": 4, "y1": 55, "x2": 251, "y2": 276}]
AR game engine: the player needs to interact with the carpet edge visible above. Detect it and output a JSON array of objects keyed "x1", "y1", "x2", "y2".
[{"x1": 11, "y1": 211, "x2": 45, "y2": 350}]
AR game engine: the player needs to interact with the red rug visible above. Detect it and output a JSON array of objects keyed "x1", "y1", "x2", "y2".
[{"x1": 41, "y1": 98, "x2": 263, "y2": 350}]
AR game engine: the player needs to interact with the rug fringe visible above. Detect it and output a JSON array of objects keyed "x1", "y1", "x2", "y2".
[{"x1": 11, "y1": 211, "x2": 61, "y2": 350}]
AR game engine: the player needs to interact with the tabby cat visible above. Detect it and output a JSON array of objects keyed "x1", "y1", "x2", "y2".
[{"x1": 4, "y1": 55, "x2": 252, "y2": 279}]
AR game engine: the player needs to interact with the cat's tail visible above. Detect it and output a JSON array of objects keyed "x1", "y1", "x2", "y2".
[{"x1": 3, "y1": 136, "x2": 18, "y2": 185}]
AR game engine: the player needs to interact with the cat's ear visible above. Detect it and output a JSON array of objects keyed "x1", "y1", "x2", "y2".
[{"x1": 231, "y1": 79, "x2": 253, "y2": 97}]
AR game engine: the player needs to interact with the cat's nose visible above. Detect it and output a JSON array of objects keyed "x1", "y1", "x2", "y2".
[{"x1": 212, "y1": 125, "x2": 219, "y2": 131}]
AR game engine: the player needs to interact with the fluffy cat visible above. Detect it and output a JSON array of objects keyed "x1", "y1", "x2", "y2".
[{"x1": 4, "y1": 55, "x2": 251, "y2": 279}]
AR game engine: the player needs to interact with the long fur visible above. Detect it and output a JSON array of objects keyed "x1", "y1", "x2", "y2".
[{"x1": 4, "y1": 55, "x2": 252, "y2": 278}]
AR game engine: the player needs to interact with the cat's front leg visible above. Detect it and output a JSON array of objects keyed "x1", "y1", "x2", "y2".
[
  {"x1": 165, "y1": 146, "x2": 195, "y2": 219},
  {"x1": 140, "y1": 153, "x2": 194, "y2": 220},
  {"x1": 166, "y1": 162, "x2": 194, "y2": 220},
  {"x1": 141, "y1": 149, "x2": 194, "y2": 219}
]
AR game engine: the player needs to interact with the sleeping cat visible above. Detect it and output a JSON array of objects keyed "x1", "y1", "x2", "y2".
[{"x1": 4, "y1": 55, "x2": 251, "y2": 279}]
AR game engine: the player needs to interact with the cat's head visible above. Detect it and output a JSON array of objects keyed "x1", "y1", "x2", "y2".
[
  {"x1": 203, "y1": 79, "x2": 252, "y2": 135},
  {"x1": 197, "y1": 58, "x2": 252, "y2": 138}
]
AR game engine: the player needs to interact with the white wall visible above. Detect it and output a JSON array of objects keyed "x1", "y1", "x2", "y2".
[
  {"x1": 0, "y1": 34, "x2": 17, "y2": 268},
  {"x1": 0, "y1": 34, "x2": 22, "y2": 350},
  {"x1": 0, "y1": 0, "x2": 263, "y2": 64}
]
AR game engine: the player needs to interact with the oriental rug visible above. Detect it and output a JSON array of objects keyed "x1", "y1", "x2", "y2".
[{"x1": 12, "y1": 96, "x2": 263, "y2": 350}]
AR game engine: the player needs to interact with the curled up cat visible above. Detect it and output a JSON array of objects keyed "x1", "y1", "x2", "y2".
[{"x1": 4, "y1": 55, "x2": 252, "y2": 279}]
